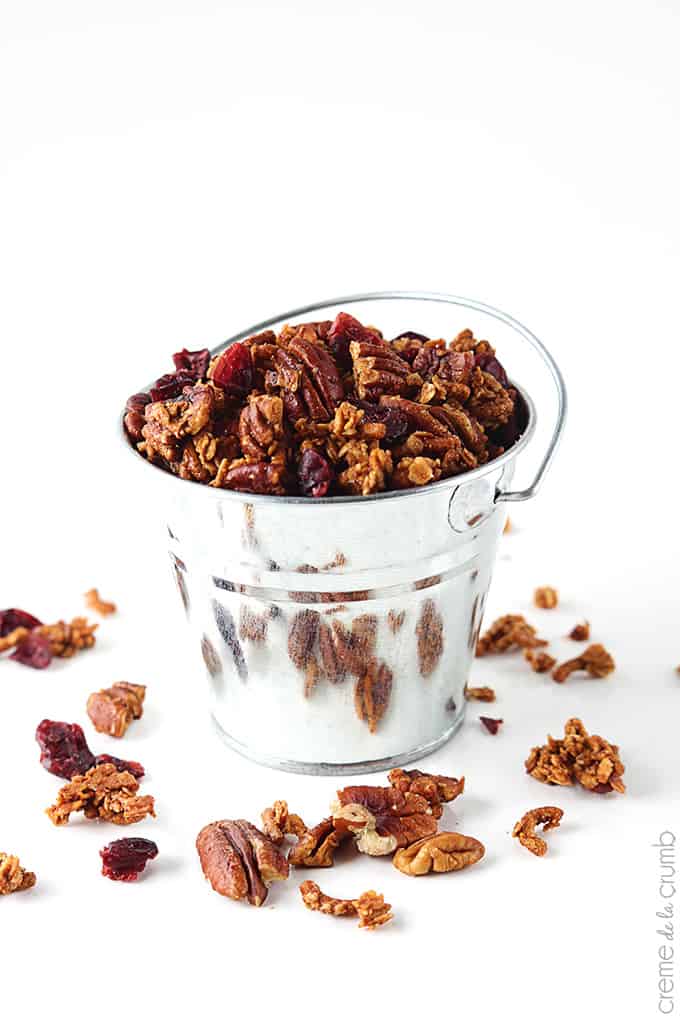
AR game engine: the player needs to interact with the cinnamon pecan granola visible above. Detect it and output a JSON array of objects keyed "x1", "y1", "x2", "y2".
[
  {"x1": 125, "y1": 314, "x2": 526, "y2": 496},
  {"x1": 525, "y1": 718, "x2": 625, "y2": 794},
  {"x1": 476, "y1": 614, "x2": 547, "y2": 656},
  {"x1": 0, "y1": 853, "x2": 36, "y2": 894},
  {"x1": 552, "y1": 644, "x2": 615, "y2": 684},
  {"x1": 299, "y1": 880, "x2": 393, "y2": 929}
]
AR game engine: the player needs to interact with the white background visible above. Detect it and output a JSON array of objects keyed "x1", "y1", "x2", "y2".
[{"x1": 1, "y1": 2, "x2": 679, "y2": 1017}]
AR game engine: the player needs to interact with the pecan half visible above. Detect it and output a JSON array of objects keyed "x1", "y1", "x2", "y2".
[
  {"x1": 332, "y1": 785, "x2": 437, "y2": 856},
  {"x1": 354, "y1": 658, "x2": 393, "y2": 733},
  {"x1": 552, "y1": 644, "x2": 615, "y2": 683},
  {"x1": 0, "y1": 853, "x2": 36, "y2": 895},
  {"x1": 86, "y1": 682, "x2": 146, "y2": 738},
  {"x1": 46, "y1": 763, "x2": 155, "y2": 826},
  {"x1": 351, "y1": 338, "x2": 418, "y2": 400},
  {"x1": 238, "y1": 394, "x2": 285, "y2": 461},
  {"x1": 387, "y1": 768, "x2": 464, "y2": 819},
  {"x1": 392, "y1": 832, "x2": 485, "y2": 876},
  {"x1": 512, "y1": 806, "x2": 563, "y2": 856},
  {"x1": 196, "y1": 819, "x2": 289, "y2": 906},
  {"x1": 299, "y1": 880, "x2": 393, "y2": 930}
]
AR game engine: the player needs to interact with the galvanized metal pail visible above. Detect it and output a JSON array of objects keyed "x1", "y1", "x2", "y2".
[{"x1": 122, "y1": 292, "x2": 567, "y2": 774}]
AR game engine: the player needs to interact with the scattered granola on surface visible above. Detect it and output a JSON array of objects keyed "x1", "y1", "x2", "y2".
[
  {"x1": 465, "y1": 685, "x2": 496, "y2": 702},
  {"x1": 512, "y1": 806, "x2": 563, "y2": 857},
  {"x1": 87, "y1": 682, "x2": 146, "y2": 738},
  {"x1": 534, "y1": 586, "x2": 559, "y2": 609},
  {"x1": 480, "y1": 716, "x2": 503, "y2": 734},
  {"x1": 39, "y1": 617, "x2": 98, "y2": 657},
  {"x1": 0, "y1": 612, "x2": 97, "y2": 669},
  {"x1": 196, "y1": 819, "x2": 289, "y2": 906},
  {"x1": 476, "y1": 614, "x2": 547, "y2": 656},
  {"x1": 84, "y1": 588, "x2": 117, "y2": 616},
  {"x1": 393, "y1": 832, "x2": 485, "y2": 876},
  {"x1": 524, "y1": 649, "x2": 557, "y2": 673},
  {"x1": 125, "y1": 315, "x2": 526, "y2": 496},
  {"x1": 569, "y1": 621, "x2": 591, "y2": 641},
  {"x1": 552, "y1": 644, "x2": 615, "y2": 684},
  {"x1": 299, "y1": 880, "x2": 393, "y2": 929},
  {"x1": 0, "y1": 853, "x2": 36, "y2": 895},
  {"x1": 525, "y1": 717, "x2": 625, "y2": 794},
  {"x1": 46, "y1": 763, "x2": 156, "y2": 825}
]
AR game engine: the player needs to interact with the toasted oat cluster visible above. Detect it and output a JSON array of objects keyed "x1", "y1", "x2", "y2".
[
  {"x1": 525, "y1": 718, "x2": 626, "y2": 794},
  {"x1": 124, "y1": 314, "x2": 525, "y2": 496}
]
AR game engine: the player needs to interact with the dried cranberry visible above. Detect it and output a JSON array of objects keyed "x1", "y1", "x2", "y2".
[
  {"x1": 172, "y1": 347, "x2": 210, "y2": 378},
  {"x1": 475, "y1": 353, "x2": 509, "y2": 388},
  {"x1": 0, "y1": 608, "x2": 42, "y2": 637},
  {"x1": 12, "y1": 633, "x2": 52, "y2": 669},
  {"x1": 211, "y1": 343, "x2": 253, "y2": 397},
  {"x1": 353, "y1": 400, "x2": 408, "y2": 441},
  {"x1": 327, "y1": 312, "x2": 379, "y2": 369},
  {"x1": 149, "y1": 370, "x2": 196, "y2": 402},
  {"x1": 298, "y1": 448, "x2": 333, "y2": 498},
  {"x1": 480, "y1": 716, "x2": 503, "y2": 735},
  {"x1": 95, "y1": 754, "x2": 145, "y2": 780},
  {"x1": 36, "y1": 720, "x2": 96, "y2": 779},
  {"x1": 100, "y1": 838, "x2": 158, "y2": 881}
]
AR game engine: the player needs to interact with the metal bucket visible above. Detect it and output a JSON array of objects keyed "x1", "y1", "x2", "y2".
[{"x1": 122, "y1": 292, "x2": 567, "y2": 774}]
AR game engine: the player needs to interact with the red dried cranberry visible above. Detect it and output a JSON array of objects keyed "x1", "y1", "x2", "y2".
[
  {"x1": 211, "y1": 342, "x2": 253, "y2": 397},
  {"x1": 125, "y1": 392, "x2": 151, "y2": 415},
  {"x1": 475, "y1": 353, "x2": 509, "y2": 388},
  {"x1": 100, "y1": 838, "x2": 158, "y2": 881},
  {"x1": 480, "y1": 716, "x2": 503, "y2": 735},
  {"x1": 12, "y1": 633, "x2": 52, "y2": 669},
  {"x1": 298, "y1": 448, "x2": 333, "y2": 498},
  {"x1": 327, "y1": 312, "x2": 379, "y2": 369},
  {"x1": 36, "y1": 720, "x2": 96, "y2": 779},
  {"x1": 353, "y1": 400, "x2": 408, "y2": 441},
  {"x1": 95, "y1": 754, "x2": 145, "y2": 780},
  {"x1": 149, "y1": 370, "x2": 196, "y2": 402},
  {"x1": 172, "y1": 347, "x2": 210, "y2": 378},
  {"x1": 0, "y1": 608, "x2": 42, "y2": 637}
]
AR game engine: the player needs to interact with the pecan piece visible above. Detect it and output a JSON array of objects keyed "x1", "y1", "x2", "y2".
[
  {"x1": 476, "y1": 614, "x2": 547, "y2": 656},
  {"x1": 387, "y1": 768, "x2": 464, "y2": 819},
  {"x1": 288, "y1": 817, "x2": 345, "y2": 868},
  {"x1": 512, "y1": 806, "x2": 563, "y2": 857},
  {"x1": 524, "y1": 650, "x2": 557, "y2": 673},
  {"x1": 332, "y1": 785, "x2": 437, "y2": 856},
  {"x1": 416, "y1": 599, "x2": 444, "y2": 677},
  {"x1": 354, "y1": 658, "x2": 393, "y2": 733},
  {"x1": 215, "y1": 460, "x2": 287, "y2": 494},
  {"x1": 534, "y1": 586, "x2": 558, "y2": 609},
  {"x1": 569, "y1": 621, "x2": 590, "y2": 641},
  {"x1": 465, "y1": 685, "x2": 496, "y2": 702},
  {"x1": 86, "y1": 682, "x2": 146, "y2": 738},
  {"x1": 299, "y1": 880, "x2": 393, "y2": 930},
  {"x1": 393, "y1": 832, "x2": 485, "y2": 876},
  {"x1": 196, "y1": 819, "x2": 289, "y2": 906},
  {"x1": 46, "y1": 763, "x2": 155, "y2": 826},
  {"x1": 260, "y1": 800, "x2": 307, "y2": 845},
  {"x1": 552, "y1": 643, "x2": 615, "y2": 683},
  {"x1": 84, "y1": 588, "x2": 116, "y2": 616},
  {"x1": 0, "y1": 853, "x2": 36, "y2": 895}
]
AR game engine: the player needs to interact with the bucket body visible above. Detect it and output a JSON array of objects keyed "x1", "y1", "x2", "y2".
[{"x1": 124, "y1": 292, "x2": 566, "y2": 774}]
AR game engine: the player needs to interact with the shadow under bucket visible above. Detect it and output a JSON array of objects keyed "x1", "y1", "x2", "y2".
[{"x1": 122, "y1": 291, "x2": 567, "y2": 774}]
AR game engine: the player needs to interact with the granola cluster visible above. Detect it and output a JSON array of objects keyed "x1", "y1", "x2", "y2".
[
  {"x1": 0, "y1": 852, "x2": 36, "y2": 895},
  {"x1": 125, "y1": 313, "x2": 525, "y2": 496},
  {"x1": 46, "y1": 763, "x2": 156, "y2": 826},
  {"x1": 525, "y1": 718, "x2": 626, "y2": 794},
  {"x1": 0, "y1": 606, "x2": 98, "y2": 670}
]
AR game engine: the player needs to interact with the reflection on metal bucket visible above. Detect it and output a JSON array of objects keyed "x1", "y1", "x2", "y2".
[{"x1": 123, "y1": 292, "x2": 567, "y2": 774}]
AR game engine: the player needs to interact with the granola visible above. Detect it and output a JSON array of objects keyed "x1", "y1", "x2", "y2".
[
  {"x1": 0, "y1": 853, "x2": 36, "y2": 895},
  {"x1": 525, "y1": 717, "x2": 626, "y2": 794},
  {"x1": 552, "y1": 644, "x2": 615, "y2": 684},
  {"x1": 125, "y1": 314, "x2": 525, "y2": 495},
  {"x1": 465, "y1": 685, "x2": 496, "y2": 702},
  {"x1": 299, "y1": 880, "x2": 393, "y2": 930},
  {"x1": 87, "y1": 682, "x2": 146, "y2": 738},
  {"x1": 524, "y1": 650, "x2": 557, "y2": 673},
  {"x1": 37, "y1": 617, "x2": 98, "y2": 657},
  {"x1": 569, "y1": 621, "x2": 591, "y2": 641},
  {"x1": 512, "y1": 806, "x2": 563, "y2": 857},
  {"x1": 46, "y1": 763, "x2": 156, "y2": 825},
  {"x1": 534, "y1": 586, "x2": 558, "y2": 609},
  {"x1": 476, "y1": 614, "x2": 547, "y2": 656}
]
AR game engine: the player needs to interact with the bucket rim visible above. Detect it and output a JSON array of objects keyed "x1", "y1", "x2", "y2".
[{"x1": 119, "y1": 290, "x2": 550, "y2": 507}]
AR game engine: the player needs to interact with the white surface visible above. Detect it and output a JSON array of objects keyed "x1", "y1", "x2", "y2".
[{"x1": 1, "y1": 2, "x2": 679, "y2": 1018}]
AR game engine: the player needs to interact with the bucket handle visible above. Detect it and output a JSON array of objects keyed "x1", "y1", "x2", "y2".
[{"x1": 493, "y1": 311, "x2": 567, "y2": 503}]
